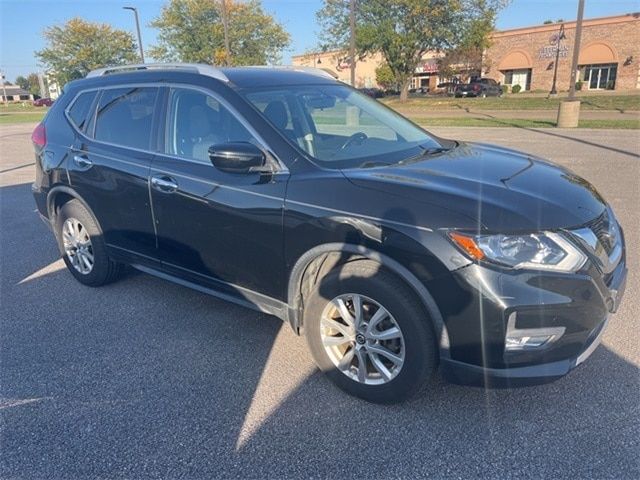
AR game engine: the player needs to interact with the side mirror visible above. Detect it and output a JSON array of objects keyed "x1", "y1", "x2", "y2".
[{"x1": 208, "y1": 142, "x2": 266, "y2": 174}]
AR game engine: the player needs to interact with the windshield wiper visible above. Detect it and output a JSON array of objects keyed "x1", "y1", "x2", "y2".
[
  {"x1": 360, "y1": 160, "x2": 392, "y2": 169},
  {"x1": 396, "y1": 146, "x2": 450, "y2": 166}
]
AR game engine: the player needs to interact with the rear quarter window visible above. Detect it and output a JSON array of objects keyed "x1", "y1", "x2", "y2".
[{"x1": 66, "y1": 91, "x2": 97, "y2": 132}]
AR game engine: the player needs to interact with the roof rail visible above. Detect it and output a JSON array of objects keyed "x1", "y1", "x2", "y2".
[{"x1": 86, "y1": 63, "x2": 229, "y2": 82}]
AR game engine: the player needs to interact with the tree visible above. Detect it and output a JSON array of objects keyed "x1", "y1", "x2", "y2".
[
  {"x1": 318, "y1": 0, "x2": 509, "y2": 101},
  {"x1": 15, "y1": 75, "x2": 30, "y2": 91},
  {"x1": 375, "y1": 63, "x2": 397, "y2": 90},
  {"x1": 27, "y1": 73, "x2": 43, "y2": 96},
  {"x1": 36, "y1": 18, "x2": 138, "y2": 86},
  {"x1": 438, "y1": 1, "x2": 509, "y2": 82},
  {"x1": 15, "y1": 73, "x2": 46, "y2": 96},
  {"x1": 150, "y1": 0, "x2": 290, "y2": 66}
]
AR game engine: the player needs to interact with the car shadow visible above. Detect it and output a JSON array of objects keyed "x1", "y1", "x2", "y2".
[
  {"x1": 2, "y1": 180, "x2": 639, "y2": 478},
  {"x1": 466, "y1": 111, "x2": 640, "y2": 159}
]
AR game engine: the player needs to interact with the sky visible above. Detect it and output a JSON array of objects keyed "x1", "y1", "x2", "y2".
[{"x1": 1, "y1": 0, "x2": 639, "y2": 82}]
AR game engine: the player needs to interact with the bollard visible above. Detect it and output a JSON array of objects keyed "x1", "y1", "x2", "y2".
[{"x1": 556, "y1": 100, "x2": 581, "y2": 128}]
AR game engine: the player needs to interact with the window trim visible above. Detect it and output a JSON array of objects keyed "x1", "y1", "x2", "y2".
[{"x1": 64, "y1": 82, "x2": 288, "y2": 174}]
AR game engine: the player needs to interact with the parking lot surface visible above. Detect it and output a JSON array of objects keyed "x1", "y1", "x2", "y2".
[{"x1": 1, "y1": 123, "x2": 639, "y2": 479}]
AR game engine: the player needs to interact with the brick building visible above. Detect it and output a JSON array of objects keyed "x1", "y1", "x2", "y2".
[
  {"x1": 293, "y1": 13, "x2": 640, "y2": 93},
  {"x1": 484, "y1": 13, "x2": 640, "y2": 92}
]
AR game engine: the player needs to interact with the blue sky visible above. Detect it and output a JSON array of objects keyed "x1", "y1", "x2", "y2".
[{"x1": 1, "y1": 0, "x2": 639, "y2": 82}]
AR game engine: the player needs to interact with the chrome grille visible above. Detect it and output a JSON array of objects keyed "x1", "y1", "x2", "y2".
[
  {"x1": 570, "y1": 207, "x2": 622, "y2": 274},
  {"x1": 584, "y1": 210, "x2": 615, "y2": 254}
]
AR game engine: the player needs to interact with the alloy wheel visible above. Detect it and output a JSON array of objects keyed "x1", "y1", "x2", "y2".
[
  {"x1": 320, "y1": 293, "x2": 405, "y2": 385},
  {"x1": 62, "y1": 218, "x2": 94, "y2": 275}
]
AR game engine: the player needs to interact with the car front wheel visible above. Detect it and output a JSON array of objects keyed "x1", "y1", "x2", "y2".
[{"x1": 304, "y1": 260, "x2": 438, "y2": 403}]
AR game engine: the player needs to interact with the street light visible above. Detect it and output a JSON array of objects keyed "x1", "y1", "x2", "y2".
[
  {"x1": 549, "y1": 23, "x2": 566, "y2": 96},
  {"x1": 123, "y1": 6, "x2": 145, "y2": 63}
]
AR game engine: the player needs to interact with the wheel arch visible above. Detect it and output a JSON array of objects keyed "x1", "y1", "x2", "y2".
[
  {"x1": 47, "y1": 186, "x2": 104, "y2": 235},
  {"x1": 286, "y1": 243, "x2": 451, "y2": 358}
]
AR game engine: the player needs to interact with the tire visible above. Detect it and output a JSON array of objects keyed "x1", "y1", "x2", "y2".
[
  {"x1": 304, "y1": 259, "x2": 438, "y2": 403},
  {"x1": 54, "y1": 199, "x2": 124, "y2": 287}
]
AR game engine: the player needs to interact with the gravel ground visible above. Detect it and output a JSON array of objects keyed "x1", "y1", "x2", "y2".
[{"x1": 1, "y1": 123, "x2": 639, "y2": 479}]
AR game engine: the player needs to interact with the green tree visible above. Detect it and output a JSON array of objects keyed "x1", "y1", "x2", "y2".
[
  {"x1": 318, "y1": 0, "x2": 509, "y2": 101},
  {"x1": 375, "y1": 63, "x2": 397, "y2": 90},
  {"x1": 15, "y1": 75, "x2": 30, "y2": 90},
  {"x1": 150, "y1": 0, "x2": 290, "y2": 66},
  {"x1": 27, "y1": 73, "x2": 43, "y2": 96},
  {"x1": 36, "y1": 18, "x2": 138, "y2": 86},
  {"x1": 438, "y1": 1, "x2": 509, "y2": 82}
]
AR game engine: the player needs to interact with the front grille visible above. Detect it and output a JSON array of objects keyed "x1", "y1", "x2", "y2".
[{"x1": 584, "y1": 209, "x2": 615, "y2": 254}]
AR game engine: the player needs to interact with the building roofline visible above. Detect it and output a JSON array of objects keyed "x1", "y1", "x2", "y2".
[
  {"x1": 291, "y1": 49, "x2": 346, "y2": 60},
  {"x1": 490, "y1": 12, "x2": 639, "y2": 38}
]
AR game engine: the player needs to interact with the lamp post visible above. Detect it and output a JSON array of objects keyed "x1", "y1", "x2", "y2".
[
  {"x1": 220, "y1": 0, "x2": 231, "y2": 65},
  {"x1": 123, "y1": 6, "x2": 145, "y2": 63},
  {"x1": 349, "y1": 0, "x2": 356, "y2": 87},
  {"x1": 557, "y1": 0, "x2": 586, "y2": 127},
  {"x1": 549, "y1": 23, "x2": 566, "y2": 96}
]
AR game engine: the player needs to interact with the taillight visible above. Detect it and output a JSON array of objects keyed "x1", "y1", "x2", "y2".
[{"x1": 32, "y1": 123, "x2": 46, "y2": 147}]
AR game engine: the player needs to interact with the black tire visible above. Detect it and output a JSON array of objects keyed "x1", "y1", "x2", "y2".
[
  {"x1": 54, "y1": 199, "x2": 124, "y2": 287},
  {"x1": 304, "y1": 259, "x2": 438, "y2": 403}
]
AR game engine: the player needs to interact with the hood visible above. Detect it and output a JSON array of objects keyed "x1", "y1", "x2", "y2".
[{"x1": 343, "y1": 142, "x2": 607, "y2": 231}]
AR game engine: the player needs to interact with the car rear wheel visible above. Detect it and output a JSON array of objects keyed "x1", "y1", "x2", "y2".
[
  {"x1": 304, "y1": 260, "x2": 438, "y2": 403},
  {"x1": 55, "y1": 199, "x2": 124, "y2": 286}
]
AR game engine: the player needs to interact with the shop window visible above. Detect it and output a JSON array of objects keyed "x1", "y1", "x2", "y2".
[
  {"x1": 501, "y1": 69, "x2": 531, "y2": 91},
  {"x1": 579, "y1": 63, "x2": 618, "y2": 90}
]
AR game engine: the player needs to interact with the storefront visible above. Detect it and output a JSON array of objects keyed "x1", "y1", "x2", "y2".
[
  {"x1": 293, "y1": 13, "x2": 639, "y2": 92},
  {"x1": 484, "y1": 13, "x2": 639, "y2": 92}
]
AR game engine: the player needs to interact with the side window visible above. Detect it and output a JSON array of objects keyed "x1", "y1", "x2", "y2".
[
  {"x1": 67, "y1": 91, "x2": 97, "y2": 132},
  {"x1": 94, "y1": 87, "x2": 158, "y2": 150},
  {"x1": 167, "y1": 88, "x2": 257, "y2": 162}
]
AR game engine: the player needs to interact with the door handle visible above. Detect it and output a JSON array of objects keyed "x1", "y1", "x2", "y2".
[
  {"x1": 151, "y1": 175, "x2": 178, "y2": 193},
  {"x1": 73, "y1": 154, "x2": 92, "y2": 169}
]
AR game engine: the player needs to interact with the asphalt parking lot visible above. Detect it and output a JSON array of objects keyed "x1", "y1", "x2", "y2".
[{"x1": 1, "y1": 123, "x2": 639, "y2": 479}]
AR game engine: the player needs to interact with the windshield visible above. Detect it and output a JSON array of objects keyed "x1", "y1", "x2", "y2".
[{"x1": 244, "y1": 84, "x2": 442, "y2": 169}]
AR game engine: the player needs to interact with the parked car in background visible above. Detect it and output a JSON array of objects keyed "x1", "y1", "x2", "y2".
[
  {"x1": 358, "y1": 87, "x2": 385, "y2": 99},
  {"x1": 454, "y1": 78, "x2": 502, "y2": 98},
  {"x1": 436, "y1": 81, "x2": 460, "y2": 95},
  {"x1": 32, "y1": 63, "x2": 627, "y2": 403},
  {"x1": 33, "y1": 97, "x2": 54, "y2": 107},
  {"x1": 409, "y1": 87, "x2": 428, "y2": 95}
]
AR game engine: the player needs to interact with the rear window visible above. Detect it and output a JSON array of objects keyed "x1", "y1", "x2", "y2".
[
  {"x1": 67, "y1": 91, "x2": 97, "y2": 132},
  {"x1": 94, "y1": 87, "x2": 159, "y2": 150}
]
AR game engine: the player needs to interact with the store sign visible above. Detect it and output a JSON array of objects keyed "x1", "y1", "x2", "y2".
[
  {"x1": 335, "y1": 57, "x2": 352, "y2": 71},
  {"x1": 415, "y1": 59, "x2": 438, "y2": 74},
  {"x1": 539, "y1": 33, "x2": 570, "y2": 59}
]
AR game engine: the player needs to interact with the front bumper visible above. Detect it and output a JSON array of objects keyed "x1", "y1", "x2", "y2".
[
  {"x1": 441, "y1": 315, "x2": 611, "y2": 386},
  {"x1": 436, "y1": 247, "x2": 627, "y2": 387}
]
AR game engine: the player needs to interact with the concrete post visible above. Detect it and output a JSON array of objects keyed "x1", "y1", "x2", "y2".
[{"x1": 556, "y1": 100, "x2": 581, "y2": 128}]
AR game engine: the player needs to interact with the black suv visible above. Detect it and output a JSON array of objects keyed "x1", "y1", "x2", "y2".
[
  {"x1": 32, "y1": 64, "x2": 627, "y2": 403},
  {"x1": 455, "y1": 78, "x2": 502, "y2": 97}
]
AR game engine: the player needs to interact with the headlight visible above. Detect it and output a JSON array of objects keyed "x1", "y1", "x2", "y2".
[{"x1": 449, "y1": 231, "x2": 586, "y2": 273}]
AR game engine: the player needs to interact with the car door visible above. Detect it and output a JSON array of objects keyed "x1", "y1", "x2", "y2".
[
  {"x1": 149, "y1": 86, "x2": 289, "y2": 300},
  {"x1": 67, "y1": 86, "x2": 160, "y2": 262}
]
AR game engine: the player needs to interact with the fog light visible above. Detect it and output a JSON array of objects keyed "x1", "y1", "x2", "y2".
[{"x1": 504, "y1": 313, "x2": 565, "y2": 352}]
